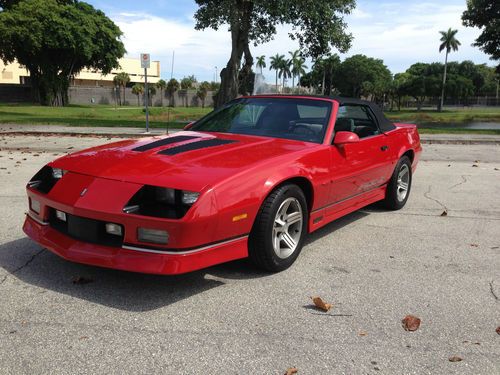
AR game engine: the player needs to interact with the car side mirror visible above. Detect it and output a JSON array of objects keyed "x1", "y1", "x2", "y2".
[
  {"x1": 333, "y1": 131, "x2": 360, "y2": 145},
  {"x1": 183, "y1": 121, "x2": 194, "y2": 130}
]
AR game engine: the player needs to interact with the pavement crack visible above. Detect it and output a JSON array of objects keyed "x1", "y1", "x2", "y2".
[
  {"x1": 489, "y1": 281, "x2": 499, "y2": 301},
  {"x1": 424, "y1": 185, "x2": 448, "y2": 212},
  {"x1": 449, "y1": 175, "x2": 470, "y2": 190},
  {"x1": 0, "y1": 248, "x2": 44, "y2": 285}
]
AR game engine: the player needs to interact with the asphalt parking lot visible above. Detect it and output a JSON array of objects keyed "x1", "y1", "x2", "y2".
[{"x1": 0, "y1": 134, "x2": 499, "y2": 374}]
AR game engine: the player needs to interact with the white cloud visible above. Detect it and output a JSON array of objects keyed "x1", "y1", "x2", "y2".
[{"x1": 110, "y1": 2, "x2": 493, "y2": 82}]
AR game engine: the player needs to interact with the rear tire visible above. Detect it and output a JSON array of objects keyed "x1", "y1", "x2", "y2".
[
  {"x1": 383, "y1": 156, "x2": 412, "y2": 210},
  {"x1": 249, "y1": 184, "x2": 308, "y2": 272}
]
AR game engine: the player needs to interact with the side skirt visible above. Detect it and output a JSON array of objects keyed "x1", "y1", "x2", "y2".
[{"x1": 308, "y1": 186, "x2": 386, "y2": 233}]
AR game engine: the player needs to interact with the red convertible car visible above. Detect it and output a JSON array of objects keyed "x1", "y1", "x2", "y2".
[{"x1": 23, "y1": 95, "x2": 421, "y2": 274}]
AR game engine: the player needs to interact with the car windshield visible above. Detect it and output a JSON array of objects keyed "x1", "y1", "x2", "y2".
[{"x1": 190, "y1": 97, "x2": 332, "y2": 143}]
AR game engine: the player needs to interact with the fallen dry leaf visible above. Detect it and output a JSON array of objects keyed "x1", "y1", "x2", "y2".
[
  {"x1": 72, "y1": 276, "x2": 93, "y2": 285},
  {"x1": 496, "y1": 326, "x2": 500, "y2": 335},
  {"x1": 470, "y1": 244, "x2": 479, "y2": 247},
  {"x1": 474, "y1": 160, "x2": 480, "y2": 163},
  {"x1": 495, "y1": 168, "x2": 499, "y2": 171},
  {"x1": 449, "y1": 356, "x2": 462, "y2": 362},
  {"x1": 472, "y1": 164, "x2": 478, "y2": 167},
  {"x1": 358, "y1": 330, "x2": 368, "y2": 336},
  {"x1": 311, "y1": 296, "x2": 332, "y2": 312},
  {"x1": 284, "y1": 368, "x2": 298, "y2": 375},
  {"x1": 440, "y1": 210, "x2": 448, "y2": 217},
  {"x1": 402, "y1": 315, "x2": 421, "y2": 331}
]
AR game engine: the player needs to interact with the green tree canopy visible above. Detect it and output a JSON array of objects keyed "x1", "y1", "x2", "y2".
[
  {"x1": 194, "y1": 0, "x2": 355, "y2": 107},
  {"x1": 336, "y1": 54, "x2": 392, "y2": 99},
  {"x1": 462, "y1": 0, "x2": 500, "y2": 72},
  {"x1": 0, "y1": 0, "x2": 125, "y2": 105}
]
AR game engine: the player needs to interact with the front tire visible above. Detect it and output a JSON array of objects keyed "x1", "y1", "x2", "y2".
[
  {"x1": 249, "y1": 184, "x2": 308, "y2": 272},
  {"x1": 383, "y1": 156, "x2": 412, "y2": 210}
]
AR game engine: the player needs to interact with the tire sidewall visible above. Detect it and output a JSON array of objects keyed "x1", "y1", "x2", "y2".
[
  {"x1": 388, "y1": 156, "x2": 412, "y2": 210},
  {"x1": 262, "y1": 185, "x2": 308, "y2": 270}
]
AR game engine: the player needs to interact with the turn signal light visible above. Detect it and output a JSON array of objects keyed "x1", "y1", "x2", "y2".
[{"x1": 138, "y1": 228, "x2": 169, "y2": 244}]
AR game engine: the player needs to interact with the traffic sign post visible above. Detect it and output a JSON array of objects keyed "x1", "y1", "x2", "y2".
[{"x1": 141, "y1": 53, "x2": 151, "y2": 133}]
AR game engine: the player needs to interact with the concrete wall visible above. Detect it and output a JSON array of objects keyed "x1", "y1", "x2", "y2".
[
  {"x1": 0, "y1": 84, "x2": 31, "y2": 103},
  {"x1": 0, "y1": 84, "x2": 214, "y2": 107},
  {"x1": 68, "y1": 86, "x2": 214, "y2": 107}
]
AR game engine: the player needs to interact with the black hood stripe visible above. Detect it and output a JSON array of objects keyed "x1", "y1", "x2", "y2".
[
  {"x1": 158, "y1": 138, "x2": 237, "y2": 156},
  {"x1": 132, "y1": 135, "x2": 200, "y2": 152}
]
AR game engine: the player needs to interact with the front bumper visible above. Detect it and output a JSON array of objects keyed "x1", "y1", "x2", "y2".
[{"x1": 23, "y1": 213, "x2": 248, "y2": 275}]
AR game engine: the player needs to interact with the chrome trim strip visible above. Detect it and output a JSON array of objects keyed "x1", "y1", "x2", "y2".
[
  {"x1": 122, "y1": 235, "x2": 248, "y2": 255},
  {"x1": 26, "y1": 212, "x2": 49, "y2": 226}
]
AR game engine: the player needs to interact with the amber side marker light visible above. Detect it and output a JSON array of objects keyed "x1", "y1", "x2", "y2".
[{"x1": 232, "y1": 213, "x2": 248, "y2": 222}]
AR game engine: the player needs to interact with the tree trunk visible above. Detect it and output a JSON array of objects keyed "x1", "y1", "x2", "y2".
[
  {"x1": 322, "y1": 69, "x2": 326, "y2": 95},
  {"x1": 439, "y1": 51, "x2": 448, "y2": 111},
  {"x1": 214, "y1": 1, "x2": 253, "y2": 108},
  {"x1": 275, "y1": 71, "x2": 278, "y2": 92}
]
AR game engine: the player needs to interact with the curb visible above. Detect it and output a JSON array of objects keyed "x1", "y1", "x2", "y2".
[{"x1": 1, "y1": 130, "x2": 500, "y2": 145}]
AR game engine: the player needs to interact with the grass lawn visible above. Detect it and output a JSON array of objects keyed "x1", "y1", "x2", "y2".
[
  {"x1": 1, "y1": 103, "x2": 500, "y2": 134},
  {"x1": 385, "y1": 107, "x2": 500, "y2": 124},
  {"x1": 0, "y1": 103, "x2": 211, "y2": 129}
]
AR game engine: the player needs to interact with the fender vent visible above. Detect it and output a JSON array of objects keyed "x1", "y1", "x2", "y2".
[
  {"x1": 132, "y1": 135, "x2": 200, "y2": 152},
  {"x1": 158, "y1": 138, "x2": 237, "y2": 156}
]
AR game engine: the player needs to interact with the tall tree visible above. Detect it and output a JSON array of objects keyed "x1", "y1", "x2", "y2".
[
  {"x1": 256, "y1": 55, "x2": 266, "y2": 74},
  {"x1": 279, "y1": 59, "x2": 292, "y2": 91},
  {"x1": 194, "y1": 0, "x2": 355, "y2": 107},
  {"x1": 166, "y1": 78, "x2": 180, "y2": 107},
  {"x1": 270, "y1": 54, "x2": 285, "y2": 92},
  {"x1": 131, "y1": 83, "x2": 144, "y2": 106},
  {"x1": 438, "y1": 28, "x2": 461, "y2": 111},
  {"x1": 113, "y1": 72, "x2": 130, "y2": 106},
  {"x1": 0, "y1": 0, "x2": 125, "y2": 106},
  {"x1": 289, "y1": 50, "x2": 308, "y2": 92},
  {"x1": 337, "y1": 54, "x2": 391, "y2": 99},
  {"x1": 462, "y1": 0, "x2": 500, "y2": 73},
  {"x1": 156, "y1": 79, "x2": 166, "y2": 107}
]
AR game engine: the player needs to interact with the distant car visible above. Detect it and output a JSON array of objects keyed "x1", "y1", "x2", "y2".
[{"x1": 23, "y1": 95, "x2": 421, "y2": 274}]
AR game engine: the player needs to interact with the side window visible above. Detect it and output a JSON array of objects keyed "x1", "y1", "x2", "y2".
[{"x1": 334, "y1": 105, "x2": 380, "y2": 139}]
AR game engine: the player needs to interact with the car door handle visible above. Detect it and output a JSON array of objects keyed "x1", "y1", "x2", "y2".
[{"x1": 380, "y1": 145, "x2": 389, "y2": 151}]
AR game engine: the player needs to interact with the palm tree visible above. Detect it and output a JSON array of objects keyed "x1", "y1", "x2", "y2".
[
  {"x1": 256, "y1": 55, "x2": 266, "y2": 75},
  {"x1": 166, "y1": 78, "x2": 180, "y2": 107},
  {"x1": 156, "y1": 79, "x2": 166, "y2": 107},
  {"x1": 131, "y1": 83, "x2": 144, "y2": 106},
  {"x1": 290, "y1": 50, "x2": 308, "y2": 93},
  {"x1": 439, "y1": 28, "x2": 461, "y2": 111},
  {"x1": 270, "y1": 54, "x2": 285, "y2": 92},
  {"x1": 148, "y1": 85, "x2": 156, "y2": 106},
  {"x1": 113, "y1": 72, "x2": 130, "y2": 106},
  {"x1": 278, "y1": 59, "x2": 292, "y2": 92}
]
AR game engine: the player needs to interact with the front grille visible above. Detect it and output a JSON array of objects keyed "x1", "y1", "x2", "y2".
[{"x1": 49, "y1": 209, "x2": 124, "y2": 248}]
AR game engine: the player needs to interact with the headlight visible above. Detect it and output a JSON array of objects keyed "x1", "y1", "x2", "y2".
[
  {"x1": 28, "y1": 166, "x2": 66, "y2": 194},
  {"x1": 181, "y1": 191, "x2": 200, "y2": 205},
  {"x1": 123, "y1": 185, "x2": 201, "y2": 219},
  {"x1": 51, "y1": 168, "x2": 66, "y2": 179}
]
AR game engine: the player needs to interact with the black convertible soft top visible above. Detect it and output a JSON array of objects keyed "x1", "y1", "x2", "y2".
[{"x1": 329, "y1": 96, "x2": 396, "y2": 132}]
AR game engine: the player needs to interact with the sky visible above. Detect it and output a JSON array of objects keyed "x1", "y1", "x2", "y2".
[{"x1": 87, "y1": 0, "x2": 493, "y2": 82}]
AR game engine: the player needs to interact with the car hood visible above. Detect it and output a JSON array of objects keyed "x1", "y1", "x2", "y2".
[{"x1": 51, "y1": 131, "x2": 318, "y2": 191}]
